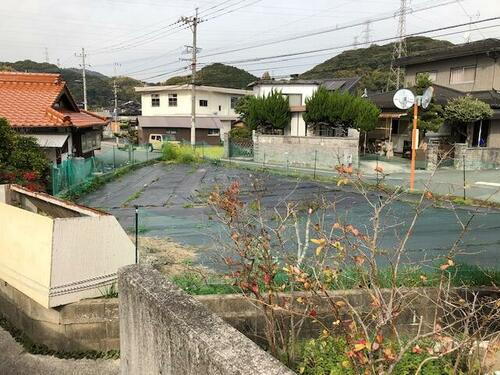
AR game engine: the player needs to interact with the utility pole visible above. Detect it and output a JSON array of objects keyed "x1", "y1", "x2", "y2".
[
  {"x1": 75, "y1": 48, "x2": 88, "y2": 110},
  {"x1": 180, "y1": 8, "x2": 201, "y2": 146},
  {"x1": 387, "y1": 0, "x2": 410, "y2": 91},
  {"x1": 44, "y1": 48, "x2": 49, "y2": 63}
]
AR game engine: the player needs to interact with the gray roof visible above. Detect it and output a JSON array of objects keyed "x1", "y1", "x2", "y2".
[
  {"x1": 249, "y1": 77, "x2": 361, "y2": 93},
  {"x1": 396, "y1": 38, "x2": 500, "y2": 67},
  {"x1": 367, "y1": 84, "x2": 500, "y2": 117},
  {"x1": 138, "y1": 116, "x2": 222, "y2": 129}
]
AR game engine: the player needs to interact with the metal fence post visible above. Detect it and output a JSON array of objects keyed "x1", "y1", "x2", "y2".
[
  {"x1": 263, "y1": 153, "x2": 266, "y2": 169},
  {"x1": 376, "y1": 154, "x2": 380, "y2": 187},
  {"x1": 135, "y1": 205, "x2": 139, "y2": 264},
  {"x1": 113, "y1": 146, "x2": 116, "y2": 170},
  {"x1": 51, "y1": 164, "x2": 57, "y2": 195},
  {"x1": 313, "y1": 150, "x2": 318, "y2": 179},
  {"x1": 66, "y1": 160, "x2": 71, "y2": 194},
  {"x1": 463, "y1": 155, "x2": 466, "y2": 200}
]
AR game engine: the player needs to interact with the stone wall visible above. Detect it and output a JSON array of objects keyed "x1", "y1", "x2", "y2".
[
  {"x1": 454, "y1": 143, "x2": 500, "y2": 170},
  {"x1": 118, "y1": 265, "x2": 294, "y2": 375},
  {"x1": 253, "y1": 134, "x2": 359, "y2": 170},
  {"x1": 0, "y1": 279, "x2": 119, "y2": 352}
]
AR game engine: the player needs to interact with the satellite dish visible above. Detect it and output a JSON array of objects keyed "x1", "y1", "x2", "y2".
[
  {"x1": 421, "y1": 86, "x2": 434, "y2": 109},
  {"x1": 393, "y1": 89, "x2": 415, "y2": 110}
]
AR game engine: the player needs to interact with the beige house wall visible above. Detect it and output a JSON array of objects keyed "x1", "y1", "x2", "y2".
[
  {"x1": 405, "y1": 55, "x2": 500, "y2": 91},
  {"x1": 488, "y1": 120, "x2": 500, "y2": 148},
  {"x1": 0, "y1": 202, "x2": 53, "y2": 307}
]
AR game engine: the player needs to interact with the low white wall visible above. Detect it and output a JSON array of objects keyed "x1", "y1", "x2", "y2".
[
  {"x1": 0, "y1": 185, "x2": 136, "y2": 308},
  {"x1": 51, "y1": 216, "x2": 135, "y2": 307},
  {"x1": 254, "y1": 134, "x2": 359, "y2": 170},
  {"x1": 0, "y1": 202, "x2": 53, "y2": 307}
]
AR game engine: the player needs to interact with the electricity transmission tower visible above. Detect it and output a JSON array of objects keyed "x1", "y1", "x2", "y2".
[
  {"x1": 75, "y1": 48, "x2": 88, "y2": 110},
  {"x1": 353, "y1": 35, "x2": 359, "y2": 49},
  {"x1": 180, "y1": 8, "x2": 202, "y2": 146},
  {"x1": 362, "y1": 20, "x2": 372, "y2": 45},
  {"x1": 387, "y1": 0, "x2": 411, "y2": 91},
  {"x1": 44, "y1": 48, "x2": 49, "y2": 63}
]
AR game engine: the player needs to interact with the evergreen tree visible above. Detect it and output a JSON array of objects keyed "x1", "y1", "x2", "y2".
[{"x1": 303, "y1": 87, "x2": 380, "y2": 133}]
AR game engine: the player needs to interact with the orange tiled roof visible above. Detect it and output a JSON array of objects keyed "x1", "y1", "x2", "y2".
[{"x1": 0, "y1": 72, "x2": 108, "y2": 128}]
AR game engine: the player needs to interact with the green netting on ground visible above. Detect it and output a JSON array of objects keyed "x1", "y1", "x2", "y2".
[{"x1": 51, "y1": 145, "x2": 162, "y2": 196}]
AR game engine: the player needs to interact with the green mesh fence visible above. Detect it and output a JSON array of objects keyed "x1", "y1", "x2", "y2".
[{"x1": 51, "y1": 145, "x2": 162, "y2": 196}]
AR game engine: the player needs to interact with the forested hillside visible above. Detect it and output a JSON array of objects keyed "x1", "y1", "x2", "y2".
[
  {"x1": 0, "y1": 60, "x2": 142, "y2": 110},
  {"x1": 301, "y1": 37, "x2": 454, "y2": 92},
  {"x1": 165, "y1": 63, "x2": 257, "y2": 89}
]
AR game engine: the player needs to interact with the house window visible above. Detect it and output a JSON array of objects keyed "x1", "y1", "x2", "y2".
[
  {"x1": 199, "y1": 99, "x2": 208, "y2": 107},
  {"x1": 168, "y1": 94, "x2": 177, "y2": 107},
  {"x1": 230, "y1": 96, "x2": 240, "y2": 109},
  {"x1": 472, "y1": 120, "x2": 490, "y2": 147},
  {"x1": 151, "y1": 94, "x2": 160, "y2": 107},
  {"x1": 219, "y1": 105, "x2": 222, "y2": 111},
  {"x1": 416, "y1": 71, "x2": 437, "y2": 82},
  {"x1": 283, "y1": 94, "x2": 302, "y2": 106},
  {"x1": 391, "y1": 119, "x2": 400, "y2": 135},
  {"x1": 208, "y1": 129, "x2": 220, "y2": 136},
  {"x1": 450, "y1": 66, "x2": 476, "y2": 84}
]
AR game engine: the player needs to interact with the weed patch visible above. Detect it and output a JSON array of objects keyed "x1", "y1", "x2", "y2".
[{"x1": 0, "y1": 316, "x2": 119, "y2": 360}]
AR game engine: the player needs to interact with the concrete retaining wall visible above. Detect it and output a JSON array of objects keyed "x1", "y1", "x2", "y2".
[
  {"x1": 455, "y1": 143, "x2": 500, "y2": 170},
  {"x1": 118, "y1": 265, "x2": 294, "y2": 375},
  {"x1": 0, "y1": 279, "x2": 119, "y2": 352},
  {"x1": 253, "y1": 134, "x2": 359, "y2": 170}
]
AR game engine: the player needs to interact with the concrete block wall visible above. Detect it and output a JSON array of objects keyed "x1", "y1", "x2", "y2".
[
  {"x1": 454, "y1": 143, "x2": 500, "y2": 170},
  {"x1": 118, "y1": 265, "x2": 295, "y2": 375},
  {"x1": 254, "y1": 134, "x2": 359, "y2": 170},
  {"x1": 0, "y1": 279, "x2": 119, "y2": 352}
]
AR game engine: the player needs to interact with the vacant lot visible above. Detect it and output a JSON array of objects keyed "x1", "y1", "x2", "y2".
[{"x1": 79, "y1": 162, "x2": 500, "y2": 270}]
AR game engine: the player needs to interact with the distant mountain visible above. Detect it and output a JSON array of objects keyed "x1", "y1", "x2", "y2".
[
  {"x1": 165, "y1": 63, "x2": 257, "y2": 89},
  {"x1": 0, "y1": 60, "x2": 143, "y2": 110},
  {"x1": 301, "y1": 37, "x2": 454, "y2": 93},
  {"x1": 0, "y1": 61, "x2": 256, "y2": 110}
]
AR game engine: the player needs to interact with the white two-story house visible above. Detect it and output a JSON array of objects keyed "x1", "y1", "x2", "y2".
[
  {"x1": 249, "y1": 77, "x2": 360, "y2": 137},
  {"x1": 135, "y1": 84, "x2": 252, "y2": 145}
]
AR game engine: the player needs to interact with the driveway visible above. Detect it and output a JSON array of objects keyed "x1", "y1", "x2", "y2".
[{"x1": 79, "y1": 162, "x2": 500, "y2": 270}]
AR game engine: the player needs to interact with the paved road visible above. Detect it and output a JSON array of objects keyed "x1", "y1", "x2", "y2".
[
  {"x1": 0, "y1": 328, "x2": 118, "y2": 375},
  {"x1": 80, "y1": 162, "x2": 500, "y2": 270}
]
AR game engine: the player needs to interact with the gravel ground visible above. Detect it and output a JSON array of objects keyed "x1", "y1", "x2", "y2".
[{"x1": 79, "y1": 162, "x2": 500, "y2": 270}]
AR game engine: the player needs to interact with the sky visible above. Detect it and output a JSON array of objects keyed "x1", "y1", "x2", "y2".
[{"x1": 1, "y1": 0, "x2": 500, "y2": 82}]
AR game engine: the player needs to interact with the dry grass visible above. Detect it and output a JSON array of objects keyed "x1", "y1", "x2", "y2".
[{"x1": 130, "y1": 236, "x2": 200, "y2": 275}]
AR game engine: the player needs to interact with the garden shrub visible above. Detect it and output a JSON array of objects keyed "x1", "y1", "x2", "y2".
[
  {"x1": 229, "y1": 127, "x2": 252, "y2": 140},
  {"x1": 162, "y1": 143, "x2": 199, "y2": 164},
  {"x1": 0, "y1": 117, "x2": 50, "y2": 190},
  {"x1": 297, "y1": 337, "x2": 460, "y2": 375}
]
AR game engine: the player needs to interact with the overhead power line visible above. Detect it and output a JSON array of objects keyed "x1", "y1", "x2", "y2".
[
  {"x1": 198, "y1": 0, "x2": 465, "y2": 60},
  {"x1": 197, "y1": 17, "x2": 500, "y2": 67},
  {"x1": 87, "y1": 0, "x2": 254, "y2": 55}
]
